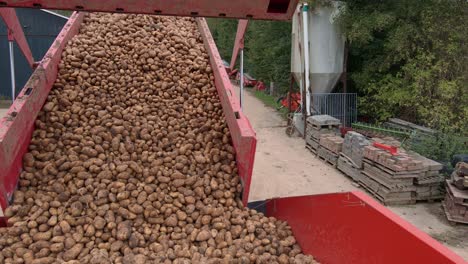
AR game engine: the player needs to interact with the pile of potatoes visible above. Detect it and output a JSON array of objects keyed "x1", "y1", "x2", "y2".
[{"x1": 0, "y1": 13, "x2": 317, "y2": 264}]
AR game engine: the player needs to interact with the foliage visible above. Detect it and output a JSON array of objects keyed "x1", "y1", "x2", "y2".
[
  {"x1": 207, "y1": 18, "x2": 292, "y2": 95},
  {"x1": 337, "y1": 0, "x2": 468, "y2": 134},
  {"x1": 206, "y1": 18, "x2": 238, "y2": 61},
  {"x1": 404, "y1": 131, "x2": 468, "y2": 168},
  {"x1": 207, "y1": 0, "x2": 467, "y2": 134},
  {"x1": 244, "y1": 21, "x2": 292, "y2": 93}
]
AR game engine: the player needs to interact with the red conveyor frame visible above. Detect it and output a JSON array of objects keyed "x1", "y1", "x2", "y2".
[
  {"x1": 0, "y1": 8, "x2": 35, "y2": 68},
  {"x1": 0, "y1": 12, "x2": 85, "y2": 209},
  {"x1": 0, "y1": 0, "x2": 299, "y2": 21},
  {"x1": 0, "y1": 11, "x2": 465, "y2": 264}
]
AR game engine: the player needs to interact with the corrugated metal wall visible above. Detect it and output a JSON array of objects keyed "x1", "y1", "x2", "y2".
[{"x1": 0, "y1": 9, "x2": 67, "y2": 98}]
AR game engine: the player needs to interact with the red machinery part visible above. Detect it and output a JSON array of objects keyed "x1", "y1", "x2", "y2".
[
  {"x1": 373, "y1": 142, "x2": 398, "y2": 156},
  {"x1": 0, "y1": 0, "x2": 298, "y2": 20},
  {"x1": 228, "y1": 68, "x2": 238, "y2": 79},
  {"x1": 0, "y1": 8, "x2": 35, "y2": 68},
  {"x1": 197, "y1": 18, "x2": 257, "y2": 205},
  {"x1": 230, "y1": 19, "x2": 249, "y2": 70},
  {"x1": 280, "y1": 92, "x2": 300, "y2": 111},
  {"x1": 0, "y1": 12, "x2": 85, "y2": 210},
  {"x1": 264, "y1": 192, "x2": 466, "y2": 264},
  {"x1": 254, "y1": 81, "x2": 266, "y2": 91}
]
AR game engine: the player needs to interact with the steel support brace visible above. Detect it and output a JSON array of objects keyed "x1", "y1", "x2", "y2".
[
  {"x1": 9, "y1": 41, "x2": 15, "y2": 101},
  {"x1": 301, "y1": 3, "x2": 310, "y2": 116},
  {"x1": 240, "y1": 49, "x2": 244, "y2": 109},
  {"x1": 230, "y1": 19, "x2": 249, "y2": 70},
  {"x1": 0, "y1": 8, "x2": 35, "y2": 68}
]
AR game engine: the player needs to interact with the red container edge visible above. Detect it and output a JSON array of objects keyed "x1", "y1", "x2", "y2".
[{"x1": 265, "y1": 191, "x2": 466, "y2": 264}]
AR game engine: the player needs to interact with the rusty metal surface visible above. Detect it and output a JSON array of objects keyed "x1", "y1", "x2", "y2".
[
  {"x1": 197, "y1": 18, "x2": 257, "y2": 205},
  {"x1": 0, "y1": 0, "x2": 299, "y2": 20},
  {"x1": 0, "y1": 12, "x2": 85, "y2": 210},
  {"x1": 0, "y1": 8, "x2": 35, "y2": 67}
]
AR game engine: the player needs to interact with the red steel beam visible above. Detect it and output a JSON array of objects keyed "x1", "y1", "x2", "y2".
[
  {"x1": 265, "y1": 191, "x2": 466, "y2": 264},
  {"x1": 229, "y1": 19, "x2": 249, "y2": 70},
  {"x1": 0, "y1": 12, "x2": 85, "y2": 210},
  {"x1": 0, "y1": 8, "x2": 35, "y2": 68},
  {"x1": 197, "y1": 18, "x2": 257, "y2": 205},
  {"x1": 0, "y1": 0, "x2": 299, "y2": 20}
]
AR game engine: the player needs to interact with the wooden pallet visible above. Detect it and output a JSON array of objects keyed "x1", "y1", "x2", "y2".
[
  {"x1": 317, "y1": 154, "x2": 337, "y2": 167},
  {"x1": 362, "y1": 164, "x2": 416, "y2": 190},
  {"x1": 307, "y1": 123, "x2": 340, "y2": 130},
  {"x1": 319, "y1": 140, "x2": 342, "y2": 156},
  {"x1": 361, "y1": 170, "x2": 415, "y2": 193},
  {"x1": 442, "y1": 204, "x2": 468, "y2": 225},
  {"x1": 415, "y1": 175, "x2": 444, "y2": 185},
  {"x1": 442, "y1": 193, "x2": 468, "y2": 224},
  {"x1": 360, "y1": 171, "x2": 416, "y2": 205},
  {"x1": 337, "y1": 156, "x2": 362, "y2": 182},
  {"x1": 414, "y1": 185, "x2": 444, "y2": 201},
  {"x1": 339, "y1": 153, "x2": 359, "y2": 168},
  {"x1": 305, "y1": 143, "x2": 317, "y2": 155},
  {"x1": 363, "y1": 159, "x2": 422, "y2": 177},
  {"x1": 445, "y1": 180, "x2": 468, "y2": 206},
  {"x1": 415, "y1": 195, "x2": 444, "y2": 203},
  {"x1": 307, "y1": 128, "x2": 336, "y2": 141},
  {"x1": 420, "y1": 170, "x2": 441, "y2": 177},
  {"x1": 305, "y1": 137, "x2": 320, "y2": 150},
  {"x1": 317, "y1": 146, "x2": 338, "y2": 167}
]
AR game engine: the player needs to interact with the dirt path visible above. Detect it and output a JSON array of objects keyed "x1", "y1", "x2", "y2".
[
  {"x1": 0, "y1": 100, "x2": 10, "y2": 119},
  {"x1": 234, "y1": 85, "x2": 468, "y2": 260},
  {"x1": 0, "y1": 109, "x2": 7, "y2": 119}
]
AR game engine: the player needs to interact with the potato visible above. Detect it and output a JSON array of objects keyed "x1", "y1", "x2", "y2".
[
  {"x1": 63, "y1": 243, "x2": 84, "y2": 261},
  {"x1": 0, "y1": 12, "x2": 317, "y2": 264},
  {"x1": 195, "y1": 229, "x2": 211, "y2": 242},
  {"x1": 31, "y1": 257, "x2": 55, "y2": 264},
  {"x1": 116, "y1": 221, "x2": 132, "y2": 241}
]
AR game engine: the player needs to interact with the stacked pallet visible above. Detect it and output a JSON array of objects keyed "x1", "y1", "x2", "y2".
[
  {"x1": 305, "y1": 115, "x2": 340, "y2": 155},
  {"x1": 319, "y1": 136, "x2": 344, "y2": 154},
  {"x1": 337, "y1": 132, "x2": 370, "y2": 182},
  {"x1": 363, "y1": 144, "x2": 423, "y2": 172},
  {"x1": 451, "y1": 162, "x2": 468, "y2": 190},
  {"x1": 360, "y1": 144, "x2": 424, "y2": 205},
  {"x1": 317, "y1": 135, "x2": 343, "y2": 166},
  {"x1": 413, "y1": 154, "x2": 445, "y2": 201},
  {"x1": 443, "y1": 162, "x2": 468, "y2": 224}
]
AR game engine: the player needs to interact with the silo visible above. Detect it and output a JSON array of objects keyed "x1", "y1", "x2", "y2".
[{"x1": 291, "y1": 2, "x2": 345, "y2": 111}]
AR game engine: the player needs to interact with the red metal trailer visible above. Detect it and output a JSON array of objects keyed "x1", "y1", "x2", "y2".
[{"x1": 0, "y1": 3, "x2": 466, "y2": 263}]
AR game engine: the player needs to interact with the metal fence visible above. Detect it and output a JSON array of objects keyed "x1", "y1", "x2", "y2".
[{"x1": 310, "y1": 93, "x2": 357, "y2": 127}]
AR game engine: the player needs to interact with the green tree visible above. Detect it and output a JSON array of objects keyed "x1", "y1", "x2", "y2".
[
  {"x1": 245, "y1": 20, "x2": 292, "y2": 92},
  {"x1": 207, "y1": 18, "x2": 292, "y2": 94},
  {"x1": 207, "y1": 18, "x2": 238, "y2": 61},
  {"x1": 337, "y1": 0, "x2": 468, "y2": 134}
]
